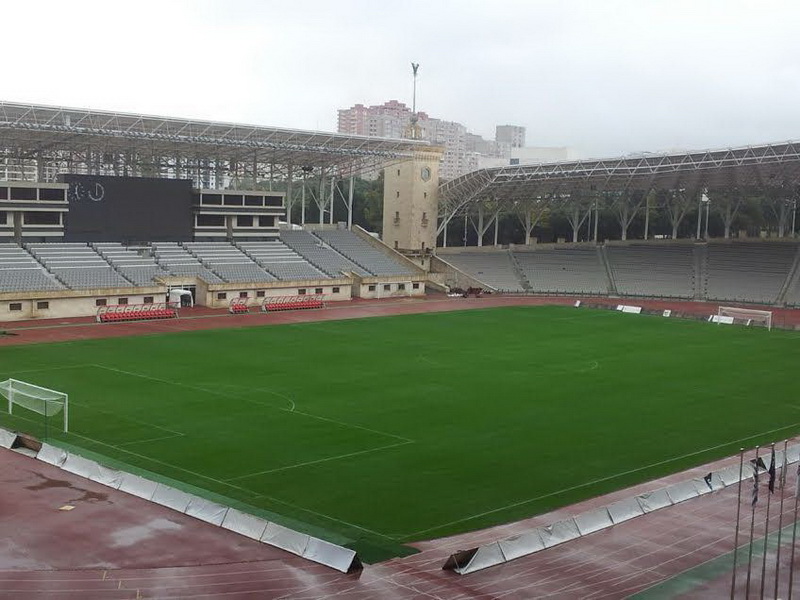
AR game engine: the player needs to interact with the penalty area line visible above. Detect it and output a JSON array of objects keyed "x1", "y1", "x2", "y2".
[
  {"x1": 225, "y1": 439, "x2": 413, "y2": 481},
  {"x1": 400, "y1": 421, "x2": 800, "y2": 541}
]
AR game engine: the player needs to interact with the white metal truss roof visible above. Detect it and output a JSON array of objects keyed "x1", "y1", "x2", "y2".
[
  {"x1": 438, "y1": 142, "x2": 800, "y2": 230},
  {"x1": 0, "y1": 101, "x2": 429, "y2": 178}
]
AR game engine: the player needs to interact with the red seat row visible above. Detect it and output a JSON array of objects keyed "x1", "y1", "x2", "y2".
[
  {"x1": 263, "y1": 298, "x2": 324, "y2": 312},
  {"x1": 98, "y1": 309, "x2": 177, "y2": 323},
  {"x1": 229, "y1": 304, "x2": 250, "y2": 314}
]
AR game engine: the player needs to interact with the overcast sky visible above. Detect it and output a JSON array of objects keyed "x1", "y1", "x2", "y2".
[{"x1": 5, "y1": 0, "x2": 800, "y2": 158}]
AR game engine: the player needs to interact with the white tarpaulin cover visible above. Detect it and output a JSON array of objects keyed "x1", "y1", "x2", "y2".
[
  {"x1": 665, "y1": 480, "x2": 700, "y2": 504},
  {"x1": 453, "y1": 541, "x2": 507, "y2": 574},
  {"x1": 36, "y1": 442, "x2": 67, "y2": 467},
  {"x1": 61, "y1": 453, "x2": 100, "y2": 479},
  {"x1": 636, "y1": 488, "x2": 672, "y2": 513},
  {"x1": 607, "y1": 496, "x2": 645, "y2": 524},
  {"x1": 185, "y1": 496, "x2": 229, "y2": 526},
  {"x1": 498, "y1": 531, "x2": 545, "y2": 561},
  {"x1": 151, "y1": 484, "x2": 193, "y2": 513},
  {"x1": 0, "y1": 428, "x2": 16, "y2": 449},
  {"x1": 221, "y1": 509, "x2": 269, "y2": 540},
  {"x1": 89, "y1": 464, "x2": 124, "y2": 489},
  {"x1": 718, "y1": 464, "x2": 743, "y2": 487},
  {"x1": 261, "y1": 522, "x2": 311, "y2": 557},
  {"x1": 575, "y1": 508, "x2": 613, "y2": 536},
  {"x1": 118, "y1": 473, "x2": 158, "y2": 501},
  {"x1": 788, "y1": 444, "x2": 800, "y2": 464},
  {"x1": 302, "y1": 537, "x2": 359, "y2": 573},
  {"x1": 538, "y1": 518, "x2": 580, "y2": 548}
]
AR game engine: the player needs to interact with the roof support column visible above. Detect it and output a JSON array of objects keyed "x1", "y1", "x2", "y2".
[{"x1": 285, "y1": 163, "x2": 295, "y2": 225}]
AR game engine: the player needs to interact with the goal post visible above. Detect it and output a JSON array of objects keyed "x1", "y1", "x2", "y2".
[
  {"x1": 717, "y1": 306, "x2": 773, "y2": 331},
  {"x1": 0, "y1": 379, "x2": 69, "y2": 433}
]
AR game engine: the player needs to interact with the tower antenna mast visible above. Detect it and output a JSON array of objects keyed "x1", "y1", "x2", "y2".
[{"x1": 410, "y1": 62, "x2": 420, "y2": 139}]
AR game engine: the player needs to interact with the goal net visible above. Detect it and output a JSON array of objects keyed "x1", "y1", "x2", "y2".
[
  {"x1": 0, "y1": 379, "x2": 69, "y2": 433},
  {"x1": 717, "y1": 306, "x2": 773, "y2": 331}
]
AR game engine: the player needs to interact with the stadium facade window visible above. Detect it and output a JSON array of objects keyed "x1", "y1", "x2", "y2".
[
  {"x1": 332, "y1": 287, "x2": 340, "y2": 294},
  {"x1": 95, "y1": 299, "x2": 107, "y2": 307},
  {"x1": 237, "y1": 215, "x2": 254, "y2": 227},
  {"x1": 397, "y1": 169, "x2": 400, "y2": 176},
  {"x1": 217, "y1": 292, "x2": 227, "y2": 300},
  {"x1": 383, "y1": 284, "x2": 391, "y2": 291},
  {"x1": 10, "y1": 187, "x2": 36, "y2": 200},
  {"x1": 424, "y1": 192, "x2": 427, "y2": 199},
  {"x1": 315, "y1": 288, "x2": 323, "y2": 295},
  {"x1": 412, "y1": 283, "x2": 420, "y2": 290},
  {"x1": 0, "y1": 211, "x2": 6, "y2": 224},
  {"x1": 256, "y1": 290, "x2": 265, "y2": 297},
  {"x1": 265, "y1": 196, "x2": 283, "y2": 207},
  {"x1": 224, "y1": 194, "x2": 244, "y2": 206},
  {"x1": 143, "y1": 296, "x2": 154, "y2": 304},
  {"x1": 39, "y1": 188, "x2": 64, "y2": 201},
  {"x1": 24, "y1": 211, "x2": 60, "y2": 225},
  {"x1": 239, "y1": 291, "x2": 248, "y2": 298},
  {"x1": 197, "y1": 214, "x2": 224, "y2": 227},
  {"x1": 368, "y1": 285, "x2": 376, "y2": 291},
  {"x1": 398, "y1": 283, "x2": 406, "y2": 290},
  {"x1": 36, "y1": 301, "x2": 49, "y2": 310},
  {"x1": 259, "y1": 216, "x2": 275, "y2": 227},
  {"x1": 244, "y1": 196, "x2": 263, "y2": 207},
  {"x1": 396, "y1": 191, "x2": 400, "y2": 198},
  {"x1": 202, "y1": 194, "x2": 222, "y2": 205},
  {"x1": 118, "y1": 297, "x2": 129, "y2": 305},
  {"x1": 0, "y1": 187, "x2": 7, "y2": 200},
  {"x1": 298, "y1": 288, "x2": 306, "y2": 295},
  {"x1": 9, "y1": 302, "x2": 22, "y2": 311}
]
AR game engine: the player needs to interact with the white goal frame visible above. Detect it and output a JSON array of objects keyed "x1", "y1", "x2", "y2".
[
  {"x1": 0, "y1": 379, "x2": 69, "y2": 432},
  {"x1": 717, "y1": 306, "x2": 773, "y2": 331}
]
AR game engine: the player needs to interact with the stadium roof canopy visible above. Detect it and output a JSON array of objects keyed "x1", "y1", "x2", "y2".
[
  {"x1": 0, "y1": 101, "x2": 429, "y2": 184},
  {"x1": 437, "y1": 141, "x2": 800, "y2": 238}
]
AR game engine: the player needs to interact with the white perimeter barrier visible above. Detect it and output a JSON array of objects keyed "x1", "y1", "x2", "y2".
[
  {"x1": 0, "y1": 427, "x2": 17, "y2": 449},
  {"x1": 444, "y1": 444, "x2": 800, "y2": 575},
  {"x1": 709, "y1": 315, "x2": 735, "y2": 324},
  {"x1": 24, "y1": 444, "x2": 362, "y2": 573},
  {"x1": 616, "y1": 304, "x2": 642, "y2": 314}
]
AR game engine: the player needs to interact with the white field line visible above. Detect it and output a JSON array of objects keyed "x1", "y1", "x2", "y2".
[
  {"x1": 91, "y1": 363, "x2": 409, "y2": 443},
  {"x1": 401, "y1": 421, "x2": 800, "y2": 540},
  {"x1": 225, "y1": 440, "x2": 413, "y2": 481},
  {"x1": 116, "y1": 432, "x2": 186, "y2": 447}
]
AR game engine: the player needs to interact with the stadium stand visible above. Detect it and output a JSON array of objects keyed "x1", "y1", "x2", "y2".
[
  {"x1": 151, "y1": 242, "x2": 225, "y2": 283},
  {"x1": 313, "y1": 230, "x2": 417, "y2": 276},
  {"x1": 280, "y1": 230, "x2": 371, "y2": 277},
  {"x1": 605, "y1": 244, "x2": 695, "y2": 298},
  {"x1": 237, "y1": 240, "x2": 327, "y2": 280},
  {"x1": 26, "y1": 243, "x2": 133, "y2": 289},
  {"x1": 439, "y1": 252, "x2": 525, "y2": 291},
  {"x1": 0, "y1": 243, "x2": 65, "y2": 292},
  {"x1": 183, "y1": 242, "x2": 276, "y2": 283},
  {"x1": 94, "y1": 243, "x2": 171, "y2": 286},
  {"x1": 705, "y1": 242, "x2": 797, "y2": 304},
  {"x1": 514, "y1": 247, "x2": 608, "y2": 295}
]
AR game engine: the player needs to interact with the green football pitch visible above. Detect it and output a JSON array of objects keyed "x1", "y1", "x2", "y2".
[{"x1": 1, "y1": 305, "x2": 798, "y2": 562}]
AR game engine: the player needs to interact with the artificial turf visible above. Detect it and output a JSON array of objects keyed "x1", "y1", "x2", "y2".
[{"x1": 0, "y1": 305, "x2": 798, "y2": 562}]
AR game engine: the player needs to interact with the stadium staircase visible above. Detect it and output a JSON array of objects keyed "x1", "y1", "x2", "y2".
[
  {"x1": 598, "y1": 246, "x2": 618, "y2": 295},
  {"x1": 777, "y1": 244, "x2": 800, "y2": 305},
  {"x1": 507, "y1": 250, "x2": 532, "y2": 291},
  {"x1": 693, "y1": 244, "x2": 708, "y2": 300}
]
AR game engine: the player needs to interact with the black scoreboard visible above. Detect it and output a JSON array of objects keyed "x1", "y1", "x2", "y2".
[{"x1": 59, "y1": 175, "x2": 194, "y2": 243}]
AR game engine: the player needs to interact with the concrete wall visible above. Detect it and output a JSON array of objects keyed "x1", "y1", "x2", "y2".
[
  {"x1": 0, "y1": 287, "x2": 165, "y2": 321},
  {"x1": 201, "y1": 280, "x2": 353, "y2": 309}
]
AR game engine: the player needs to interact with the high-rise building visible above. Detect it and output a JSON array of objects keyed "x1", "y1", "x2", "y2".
[{"x1": 495, "y1": 125, "x2": 526, "y2": 148}]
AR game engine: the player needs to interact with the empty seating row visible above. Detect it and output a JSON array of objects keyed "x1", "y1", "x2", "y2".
[
  {"x1": 97, "y1": 304, "x2": 177, "y2": 323},
  {"x1": 440, "y1": 252, "x2": 525, "y2": 291},
  {"x1": 237, "y1": 240, "x2": 327, "y2": 280},
  {"x1": 705, "y1": 243, "x2": 797, "y2": 304},
  {"x1": 514, "y1": 248, "x2": 608, "y2": 295},
  {"x1": 95, "y1": 243, "x2": 170, "y2": 286},
  {"x1": 27, "y1": 242, "x2": 134, "y2": 289},
  {"x1": 606, "y1": 245, "x2": 695, "y2": 298},
  {"x1": 0, "y1": 245, "x2": 66, "y2": 291},
  {"x1": 280, "y1": 230, "x2": 370, "y2": 277},
  {"x1": 183, "y1": 242, "x2": 276, "y2": 283},
  {"x1": 152, "y1": 242, "x2": 226, "y2": 283},
  {"x1": 313, "y1": 230, "x2": 416, "y2": 276},
  {"x1": 261, "y1": 295, "x2": 324, "y2": 312}
]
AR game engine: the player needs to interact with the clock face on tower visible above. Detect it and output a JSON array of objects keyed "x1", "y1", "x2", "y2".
[{"x1": 420, "y1": 166, "x2": 431, "y2": 182}]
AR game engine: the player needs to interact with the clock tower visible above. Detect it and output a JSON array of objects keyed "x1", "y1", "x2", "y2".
[{"x1": 382, "y1": 146, "x2": 444, "y2": 253}]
